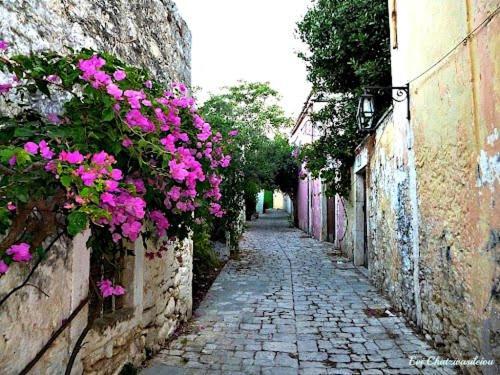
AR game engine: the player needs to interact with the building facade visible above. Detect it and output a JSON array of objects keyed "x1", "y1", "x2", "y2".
[
  {"x1": 292, "y1": 0, "x2": 499, "y2": 371},
  {"x1": 289, "y1": 99, "x2": 347, "y2": 247}
]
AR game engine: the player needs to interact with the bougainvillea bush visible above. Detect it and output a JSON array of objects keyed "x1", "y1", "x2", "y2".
[{"x1": 0, "y1": 43, "x2": 233, "y2": 296}]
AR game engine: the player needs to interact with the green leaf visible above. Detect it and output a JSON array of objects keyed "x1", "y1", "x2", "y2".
[
  {"x1": 103, "y1": 108, "x2": 115, "y2": 121},
  {"x1": 67, "y1": 210, "x2": 88, "y2": 236},
  {"x1": 60, "y1": 175, "x2": 72, "y2": 188},
  {"x1": 80, "y1": 187, "x2": 94, "y2": 198},
  {"x1": 14, "y1": 127, "x2": 36, "y2": 138},
  {"x1": 35, "y1": 246, "x2": 46, "y2": 259}
]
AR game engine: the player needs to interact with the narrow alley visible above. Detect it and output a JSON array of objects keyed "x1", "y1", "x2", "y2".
[{"x1": 143, "y1": 210, "x2": 455, "y2": 375}]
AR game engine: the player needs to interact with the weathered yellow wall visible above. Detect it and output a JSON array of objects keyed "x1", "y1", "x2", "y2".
[{"x1": 389, "y1": 0, "x2": 499, "y2": 367}]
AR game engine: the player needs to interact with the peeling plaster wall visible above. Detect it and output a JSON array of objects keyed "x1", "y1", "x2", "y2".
[
  {"x1": 341, "y1": 0, "x2": 500, "y2": 371},
  {"x1": 362, "y1": 111, "x2": 419, "y2": 322},
  {"x1": 389, "y1": 0, "x2": 499, "y2": 368}
]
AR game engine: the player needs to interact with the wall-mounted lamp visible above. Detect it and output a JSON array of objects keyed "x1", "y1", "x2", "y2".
[{"x1": 356, "y1": 83, "x2": 410, "y2": 132}]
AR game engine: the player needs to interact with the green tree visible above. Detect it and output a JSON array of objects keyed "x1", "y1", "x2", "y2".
[
  {"x1": 200, "y1": 82, "x2": 296, "y2": 248},
  {"x1": 296, "y1": 0, "x2": 391, "y2": 197}
]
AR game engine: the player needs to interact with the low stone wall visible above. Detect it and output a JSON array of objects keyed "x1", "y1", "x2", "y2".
[
  {"x1": 82, "y1": 238, "x2": 193, "y2": 374},
  {"x1": 0, "y1": 234, "x2": 192, "y2": 374}
]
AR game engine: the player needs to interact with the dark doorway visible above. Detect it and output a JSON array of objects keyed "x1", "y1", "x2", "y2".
[{"x1": 326, "y1": 197, "x2": 335, "y2": 242}]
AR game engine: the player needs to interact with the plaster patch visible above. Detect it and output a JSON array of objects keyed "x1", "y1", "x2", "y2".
[{"x1": 476, "y1": 150, "x2": 500, "y2": 189}]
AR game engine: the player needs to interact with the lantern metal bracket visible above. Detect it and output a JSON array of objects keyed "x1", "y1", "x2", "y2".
[{"x1": 363, "y1": 83, "x2": 410, "y2": 120}]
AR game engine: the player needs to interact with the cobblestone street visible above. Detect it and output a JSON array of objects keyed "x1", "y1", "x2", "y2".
[{"x1": 143, "y1": 210, "x2": 456, "y2": 375}]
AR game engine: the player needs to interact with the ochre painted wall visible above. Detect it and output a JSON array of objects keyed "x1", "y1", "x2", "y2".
[{"x1": 389, "y1": 0, "x2": 498, "y2": 367}]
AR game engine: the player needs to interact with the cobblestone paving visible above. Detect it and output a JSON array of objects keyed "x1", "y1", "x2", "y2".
[{"x1": 142, "y1": 210, "x2": 456, "y2": 375}]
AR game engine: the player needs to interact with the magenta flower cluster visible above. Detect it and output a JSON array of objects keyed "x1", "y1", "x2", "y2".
[
  {"x1": 1, "y1": 52, "x2": 236, "y2": 299},
  {"x1": 97, "y1": 279, "x2": 126, "y2": 298}
]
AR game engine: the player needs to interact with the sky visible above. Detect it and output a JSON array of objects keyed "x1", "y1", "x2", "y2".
[{"x1": 175, "y1": 0, "x2": 312, "y2": 119}]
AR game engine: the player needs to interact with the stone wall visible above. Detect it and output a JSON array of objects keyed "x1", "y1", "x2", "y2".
[
  {"x1": 0, "y1": 0, "x2": 191, "y2": 85},
  {"x1": 0, "y1": 233, "x2": 192, "y2": 374},
  {"x1": 82, "y1": 238, "x2": 193, "y2": 374},
  {"x1": 0, "y1": 231, "x2": 91, "y2": 374}
]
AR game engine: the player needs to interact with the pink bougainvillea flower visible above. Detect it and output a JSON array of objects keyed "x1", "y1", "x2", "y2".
[
  {"x1": 45, "y1": 74, "x2": 61, "y2": 84},
  {"x1": 113, "y1": 70, "x2": 126, "y2": 81},
  {"x1": 125, "y1": 197, "x2": 146, "y2": 218},
  {"x1": 172, "y1": 82, "x2": 187, "y2": 93},
  {"x1": 91, "y1": 151, "x2": 108, "y2": 166},
  {"x1": 121, "y1": 138, "x2": 133, "y2": 148},
  {"x1": 144, "y1": 80, "x2": 152, "y2": 89},
  {"x1": 59, "y1": 150, "x2": 84, "y2": 164},
  {"x1": 7, "y1": 202, "x2": 16, "y2": 211},
  {"x1": 112, "y1": 233, "x2": 122, "y2": 243},
  {"x1": 91, "y1": 71, "x2": 112, "y2": 89},
  {"x1": 80, "y1": 170, "x2": 97, "y2": 186},
  {"x1": 47, "y1": 113, "x2": 62, "y2": 124},
  {"x1": 126, "y1": 178, "x2": 146, "y2": 194},
  {"x1": 97, "y1": 279, "x2": 126, "y2": 297},
  {"x1": 124, "y1": 109, "x2": 155, "y2": 132},
  {"x1": 220, "y1": 155, "x2": 231, "y2": 168},
  {"x1": 150, "y1": 210, "x2": 170, "y2": 237},
  {"x1": 168, "y1": 186, "x2": 182, "y2": 202},
  {"x1": 105, "y1": 180, "x2": 119, "y2": 192},
  {"x1": 124, "y1": 90, "x2": 146, "y2": 109},
  {"x1": 110, "y1": 168, "x2": 123, "y2": 181},
  {"x1": 228, "y1": 130, "x2": 238, "y2": 137},
  {"x1": 78, "y1": 55, "x2": 106, "y2": 80},
  {"x1": 168, "y1": 160, "x2": 189, "y2": 182},
  {"x1": 8, "y1": 155, "x2": 16, "y2": 166},
  {"x1": 106, "y1": 83, "x2": 123, "y2": 100},
  {"x1": 0, "y1": 83, "x2": 13, "y2": 93},
  {"x1": 39, "y1": 140, "x2": 54, "y2": 159},
  {"x1": 121, "y1": 221, "x2": 142, "y2": 241},
  {"x1": 24, "y1": 142, "x2": 39, "y2": 155},
  {"x1": 0, "y1": 260, "x2": 8, "y2": 274},
  {"x1": 97, "y1": 279, "x2": 115, "y2": 298},
  {"x1": 6, "y1": 243, "x2": 31, "y2": 262},
  {"x1": 209, "y1": 203, "x2": 224, "y2": 218},
  {"x1": 0, "y1": 40, "x2": 9, "y2": 51},
  {"x1": 100, "y1": 192, "x2": 116, "y2": 207},
  {"x1": 112, "y1": 285, "x2": 126, "y2": 295}
]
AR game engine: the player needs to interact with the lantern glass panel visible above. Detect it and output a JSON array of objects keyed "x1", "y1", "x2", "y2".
[{"x1": 362, "y1": 95, "x2": 375, "y2": 118}]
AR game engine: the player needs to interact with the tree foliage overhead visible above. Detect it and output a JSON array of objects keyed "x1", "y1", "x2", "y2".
[
  {"x1": 296, "y1": 0, "x2": 391, "y2": 197},
  {"x1": 297, "y1": 0, "x2": 391, "y2": 94}
]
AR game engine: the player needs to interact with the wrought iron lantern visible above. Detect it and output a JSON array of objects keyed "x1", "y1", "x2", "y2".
[
  {"x1": 356, "y1": 91, "x2": 376, "y2": 131},
  {"x1": 357, "y1": 84, "x2": 410, "y2": 132}
]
